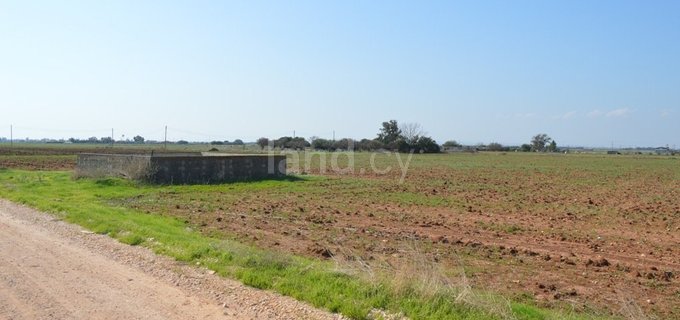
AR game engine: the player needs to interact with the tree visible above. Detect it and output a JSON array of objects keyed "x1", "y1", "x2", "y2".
[
  {"x1": 487, "y1": 142, "x2": 505, "y2": 151},
  {"x1": 256, "y1": 137, "x2": 270, "y2": 150},
  {"x1": 333, "y1": 138, "x2": 355, "y2": 151},
  {"x1": 520, "y1": 144, "x2": 532, "y2": 152},
  {"x1": 357, "y1": 139, "x2": 384, "y2": 151},
  {"x1": 288, "y1": 137, "x2": 310, "y2": 150},
  {"x1": 312, "y1": 138, "x2": 334, "y2": 151},
  {"x1": 274, "y1": 136, "x2": 309, "y2": 150},
  {"x1": 274, "y1": 137, "x2": 292, "y2": 149},
  {"x1": 414, "y1": 136, "x2": 440, "y2": 153},
  {"x1": 133, "y1": 135, "x2": 145, "y2": 143},
  {"x1": 210, "y1": 141, "x2": 224, "y2": 145},
  {"x1": 530, "y1": 134, "x2": 552, "y2": 152},
  {"x1": 442, "y1": 140, "x2": 462, "y2": 148},
  {"x1": 547, "y1": 140, "x2": 558, "y2": 152},
  {"x1": 400, "y1": 122, "x2": 424, "y2": 145},
  {"x1": 176, "y1": 140, "x2": 189, "y2": 145},
  {"x1": 232, "y1": 139, "x2": 244, "y2": 145},
  {"x1": 376, "y1": 120, "x2": 401, "y2": 145}
]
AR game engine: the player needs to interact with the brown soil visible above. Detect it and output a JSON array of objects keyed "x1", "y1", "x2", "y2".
[{"x1": 0, "y1": 155, "x2": 76, "y2": 171}]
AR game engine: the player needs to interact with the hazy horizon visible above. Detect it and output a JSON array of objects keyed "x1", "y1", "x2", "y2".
[{"x1": 1, "y1": 1, "x2": 678, "y2": 148}]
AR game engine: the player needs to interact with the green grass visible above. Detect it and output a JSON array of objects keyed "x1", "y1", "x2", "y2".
[{"x1": 0, "y1": 169, "x2": 610, "y2": 320}]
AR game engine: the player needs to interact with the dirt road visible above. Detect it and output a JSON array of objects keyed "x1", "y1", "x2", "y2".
[{"x1": 0, "y1": 200, "x2": 343, "y2": 320}]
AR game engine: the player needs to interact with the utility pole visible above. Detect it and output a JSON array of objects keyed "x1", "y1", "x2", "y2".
[
  {"x1": 10, "y1": 125, "x2": 13, "y2": 147},
  {"x1": 111, "y1": 128, "x2": 114, "y2": 147},
  {"x1": 333, "y1": 130, "x2": 335, "y2": 142},
  {"x1": 293, "y1": 130, "x2": 296, "y2": 138},
  {"x1": 164, "y1": 125, "x2": 168, "y2": 150}
]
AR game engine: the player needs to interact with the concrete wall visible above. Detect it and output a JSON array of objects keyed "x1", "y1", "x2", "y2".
[
  {"x1": 76, "y1": 153, "x2": 152, "y2": 179},
  {"x1": 149, "y1": 155, "x2": 286, "y2": 184},
  {"x1": 76, "y1": 153, "x2": 287, "y2": 184}
]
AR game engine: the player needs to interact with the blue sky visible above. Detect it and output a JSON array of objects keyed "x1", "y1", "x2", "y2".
[{"x1": 1, "y1": 1, "x2": 678, "y2": 147}]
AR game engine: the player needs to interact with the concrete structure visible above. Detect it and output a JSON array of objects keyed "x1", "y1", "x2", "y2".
[{"x1": 76, "y1": 153, "x2": 287, "y2": 184}]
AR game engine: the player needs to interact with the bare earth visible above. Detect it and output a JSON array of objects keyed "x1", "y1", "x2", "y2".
[{"x1": 0, "y1": 200, "x2": 343, "y2": 320}]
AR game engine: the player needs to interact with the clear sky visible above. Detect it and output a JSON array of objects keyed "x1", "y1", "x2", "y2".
[{"x1": 1, "y1": 1, "x2": 678, "y2": 147}]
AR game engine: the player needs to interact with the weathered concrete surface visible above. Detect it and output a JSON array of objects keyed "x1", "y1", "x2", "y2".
[
  {"x1": 76, "y1": 153, "x2": 287, "y2": 184},
  {"x1": 150, "y1": 155, "x2": 286, "y2": 184}
]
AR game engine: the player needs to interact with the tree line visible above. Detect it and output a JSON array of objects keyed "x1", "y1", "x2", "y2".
[
  {"x1": 257, "y1": 120, "x2": 441, "y2": 153},
  {"x1": 441, "y1": 134, "x2": 558, "y2": 152},
  {"x1": 257, "y1": 121, "x2": 560, "y2": 154},
  {"x1": 66, "y1": 135, "x2": 149, "y2": 144},
  {"x1": 65, "y1": 136, "x2": 246, "y2": 146},
  {"x1": 209, "y1": 139, "x2": 244, "y2": 146}
]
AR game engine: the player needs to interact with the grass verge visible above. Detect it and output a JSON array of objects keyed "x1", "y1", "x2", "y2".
[{"x1": 0, "y1": 169, "x2": 610, "y2": 320}]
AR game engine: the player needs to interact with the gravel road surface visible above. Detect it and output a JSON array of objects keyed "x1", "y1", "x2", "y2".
[{"x1": 0, "y1": 200, "x2": 344, "y2": 320}]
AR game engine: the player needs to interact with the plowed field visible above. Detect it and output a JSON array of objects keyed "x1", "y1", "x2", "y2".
[{"x1": 121, "y1": 152, "x2": 680, "y2": 318}]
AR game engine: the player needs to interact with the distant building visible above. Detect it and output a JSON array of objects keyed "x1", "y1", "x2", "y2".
[{"x1": 655, "y1": 147, "x2": 672, "y2": 155}]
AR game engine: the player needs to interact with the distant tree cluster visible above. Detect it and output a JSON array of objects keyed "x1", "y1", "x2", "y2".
[
  {"x1": 274, "y1": 137, "x2": 310, "y2": 150},
  {"x1": 256, "y1": 137, "x2": 270, "y2": 149},
  {"x1": 64, "y1": 135, "x2": 198, "y2": 145},
  {"x1": 466, "y1": 142, "x2": 509, "y2": 152},
  {"x1": 375, "y1": 120, "x2": 440, "y2": 153},
  {"x1": 210, "y1": 139, "x2": 244, "y2": 146},
  {"x1": 529, "y1": 133, "x2": 558, "y2": 152},
  {"x1": 68, "y1": 137, "x2": 114, "y2": 144},
  {"x1": 437, "y1": 134, "x2": 560, "y2": 153},
  {"x1": 442, "y1": 140, "x2": 462, "y2": 148},
  {"x1": 486, "y1": 142, "x2": 506, "y2": 152},
  {"x1": 310, "y1": 138, "x2": 385, "y2": 152}
]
